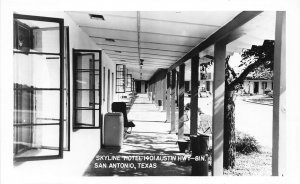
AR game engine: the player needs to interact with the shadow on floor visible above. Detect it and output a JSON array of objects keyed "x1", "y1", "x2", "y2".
[{"x1": 83, "y1": 133, "x2": 192, "y2": 176}]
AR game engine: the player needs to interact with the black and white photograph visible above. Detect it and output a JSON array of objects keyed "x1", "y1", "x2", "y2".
[{"x1": 0, "y1": 0, "x2": 300, "y2": 184}]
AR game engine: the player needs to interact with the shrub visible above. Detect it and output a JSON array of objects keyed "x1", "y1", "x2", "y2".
[{"x1": 236, "y1": 130, "x2": 261, "y2": 154}]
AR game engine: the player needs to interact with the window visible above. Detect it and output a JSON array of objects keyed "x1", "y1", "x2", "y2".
[
  {"x1": 116, "y1": 64, "x2": 126, "y2": 93},
  {"x1": 73, "y1": 49, "x2": 102, "y2": 129},
  {"x1": 13, "y1": 14, "x2": 65, "y2": 161}
]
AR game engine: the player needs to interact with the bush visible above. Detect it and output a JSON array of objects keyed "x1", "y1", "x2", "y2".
[{"x1": 236, "y1": 131, "x2": 261, "y2": 154}]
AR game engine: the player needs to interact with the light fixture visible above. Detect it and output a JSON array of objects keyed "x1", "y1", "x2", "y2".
[
  {"x1": 89, "y1": 14, "x2": 105, "y2": 20},
  {"x1": 105, "y1": 38, "x2": 115, "y2": 42},
  {"x1": 139, "y1": 59, "x2": 144, "y2": 65}
]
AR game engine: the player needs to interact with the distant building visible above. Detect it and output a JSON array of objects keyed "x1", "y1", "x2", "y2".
[{"x1": 241, "y1": 78, "x2": 273, "y2": 95}]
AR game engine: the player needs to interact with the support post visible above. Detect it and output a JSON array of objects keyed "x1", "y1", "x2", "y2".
[
  {"x1": 171, "y1": 69, "x2": 176, "y2": 132},
  {"x1": 154, "y1": 81, "x2": 157, "y2": 104},
  {"x1": 272, "y1": 11, "x2": 286, "y2": 176},
  {"x1": 212, "y1": 42, "x2": 226, "y2": 176},
  {"x1": 178, "y1": 64, "x2": 185, "y2": 139},
  {"x1": 166, "y1": 72, "x2": 171, "y2": 123},
  {"x1": 190, "y1": 55, "x2": 199, "y2": 136},
  {"x1": 159, "y1": 79, "x2": 162, "y2": 105},
  {"x1": 163, "y1": 74, "x2": 167, "y2": 110}
]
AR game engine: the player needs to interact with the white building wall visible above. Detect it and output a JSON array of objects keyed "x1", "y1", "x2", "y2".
[
  {"x1": 102, "y1": 53, "x2": 116, "y2": 113},
  {"x1": 243, "y1": 80, "x2": 273, "y2": 95},
  {"x1": 11, "y1": 11, "x2": 117, "y2": 153}
]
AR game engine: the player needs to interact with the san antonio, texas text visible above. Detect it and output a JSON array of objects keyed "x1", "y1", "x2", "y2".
[{"x1": 94, "y1": 155, "x2": 208, "y2": 169}]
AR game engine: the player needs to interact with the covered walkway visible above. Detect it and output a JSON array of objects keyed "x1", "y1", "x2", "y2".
[
  {"x1": 84, "y1": 94, "x2": 193, "y2": 176},
  {"x1": 4, "y1": 10, "x2": 289, "y2": 184}
]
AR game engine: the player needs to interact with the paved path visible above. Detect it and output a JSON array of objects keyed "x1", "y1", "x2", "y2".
[{"x1": 84, "y1": 94, "x2": 192, "y2": 176}]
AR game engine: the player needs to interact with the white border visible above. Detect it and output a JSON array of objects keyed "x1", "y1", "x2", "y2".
[{"x1": 1, "y1": 0, "x2": 300, "y2": 183}]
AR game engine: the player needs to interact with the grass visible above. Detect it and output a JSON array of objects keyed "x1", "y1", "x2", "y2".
[
  {"x1": 248, "y1": 98, "x2": 273, "y2": 105},
  {"x1": 223, "y1": 147, "x2": 272, "y2": 176},
  {"x1": 243, "y1": 96, "x2": 273, "y2": 105}
]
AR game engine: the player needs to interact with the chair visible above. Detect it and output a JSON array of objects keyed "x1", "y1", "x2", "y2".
[{"x1": 111, "y1": 102, "x2": 135, "y2": 134}]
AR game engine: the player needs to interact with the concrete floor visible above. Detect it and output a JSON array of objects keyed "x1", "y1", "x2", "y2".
[{"x1": 84, "y1": 94, "x2": 193, "y2": 176}]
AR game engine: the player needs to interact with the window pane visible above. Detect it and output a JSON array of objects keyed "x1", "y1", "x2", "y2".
[
  {"x1": 14, "y1": 88, "x2": 60, "y2": 125},
  {"x1": 76, "y1": 54, "x2": 94, "y2": 70},
  {"x1": 14, "y1": 54, "x2": 60, "y2": 89},
  {"x1": 14, "y1": 125, "x2": 60, "y2": 158},
  {"x1": 14, "y1": 19, "x2": 60, "y2": 53},
  {"x1": 76, "y1": 91, "x2": 95, "y2": 108},
  {"x1": 75, "y1": 110, "x2": 94, "y2": 126},
  {"x1": 76, "y1": 71, "x2": 95, "y2": 89}
]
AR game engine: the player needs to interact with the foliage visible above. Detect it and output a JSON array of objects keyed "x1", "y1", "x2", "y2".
[
  {"x1": 200, "y1": 41, "x2": 275, "y2": 89},
  {"x1": 246, "y1": 66, "x2": 273, "y2": 80},
  {"x1": 236, "y1": 131, "x2": 261, "y2": 154},
  {"x1": 227, "y1": 40, "x2": 275, "y2": 91}
]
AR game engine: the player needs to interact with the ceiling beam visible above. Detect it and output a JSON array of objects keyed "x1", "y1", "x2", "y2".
[
  {"x1": 167, "y1": 11, "x2": 263, "y2": 72},
  {"x1": 103, "y1": 49, "x2": 180, "y2": 58},
  {"x1": 113, "y1": 58, "x2": 171, "y2": 65},
  {"x1": 115, "y1": 61, "x2": 169, "y2": 68},
  {"x1": 82, "y1": 26, "x2": 206, "y2": 39},
  {"x1": 105, "y1": 53, "x2": 177, "y2": 61},
  {"x1": 96, "y1": 43, "x2": 188, "y2": 53},
  {"x1": 113, "y1": 61, "x2": 173, "y2": 67},
  {"x1": 90, "y1": 36, "x2": 195, "y2": 47},
  {"x1": 109, "y1": 56, "x2": 175, "y2": 64}
]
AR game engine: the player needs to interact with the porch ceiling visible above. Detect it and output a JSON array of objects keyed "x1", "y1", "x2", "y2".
[{"x1": 66, "y1": 11, "x2": 274, "y2": 80}]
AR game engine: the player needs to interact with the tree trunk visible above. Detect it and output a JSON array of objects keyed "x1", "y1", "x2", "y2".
[{"x1": 223, "y1": 90, "x2": 236, "y2": 169}]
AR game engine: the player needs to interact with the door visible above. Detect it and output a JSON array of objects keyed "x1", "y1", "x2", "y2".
[
  {"x1": 145, "y1": 81, "x2": 148, "y2": 92},
  {"x1": 136, "y1": 81, "x2": 141, "y2": 93},
  {"x1": 73, "y1": 49, "x2": 102, "y2": 129},
  {"x1": 206, "y1": 81, "x2": 210, "y2": 92},
  {"x1": 254, "y1": 82, "x2": 259, "y2": 94}
]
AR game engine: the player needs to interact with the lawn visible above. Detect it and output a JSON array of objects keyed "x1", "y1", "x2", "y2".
[
  {"x1": 223, "y1": 147, "x2": 272, "y2": 176},
  {"x1": 243, "y1": 96, "x2": 273, "y2": 105}
]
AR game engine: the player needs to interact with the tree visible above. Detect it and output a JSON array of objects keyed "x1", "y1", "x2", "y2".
[{"x1": 223, "y1": 40, "x2": 274, "y2": 169}]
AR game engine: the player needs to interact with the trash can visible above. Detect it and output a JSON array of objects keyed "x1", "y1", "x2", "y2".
[
  {"x1": 190, "y1": 134, "x2": 209, "y2": 176},
  {"x1": 103, "y1": 112, "x2": 124, "y2": 147},
  {"x1": 177, "y1": 139, "x2": 190, "y2": 153},
  {"x1": 158, "y1": 100, "x2": 163, "y2": 111}
]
